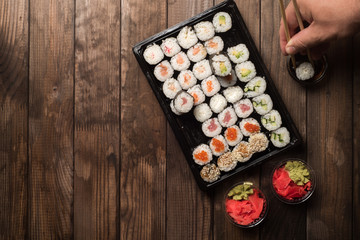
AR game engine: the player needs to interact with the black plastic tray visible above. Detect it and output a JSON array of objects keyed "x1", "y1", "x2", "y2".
[{"x1": 133, "y1": 0, "x2": 302, "y2": 191}]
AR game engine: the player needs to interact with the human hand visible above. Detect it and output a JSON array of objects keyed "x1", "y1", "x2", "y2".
[{"x1": 279, "y1": 0, "x2": 360, "y2": 59}]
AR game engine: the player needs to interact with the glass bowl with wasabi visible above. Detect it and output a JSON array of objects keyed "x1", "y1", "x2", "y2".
[
  {"x1": 271, "y1": 158, "x2": 316, "y2": 204},
  {"x1": 224, "y1": 182, "x2": 268, "y2": 228}
]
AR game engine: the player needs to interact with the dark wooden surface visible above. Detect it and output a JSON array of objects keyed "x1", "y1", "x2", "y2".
[{"x1": 1, "y1": 0, "x2": 359, "y2": 239}]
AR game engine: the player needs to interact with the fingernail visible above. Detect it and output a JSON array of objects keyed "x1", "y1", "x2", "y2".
[{"x1": 286, "y1": 46, "x2": 296, "y2": 55}]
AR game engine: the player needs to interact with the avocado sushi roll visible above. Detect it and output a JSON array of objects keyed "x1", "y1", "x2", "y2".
[
  {"x1": 235, "y1": 61, "x2": 256, "y2": 82},
  {"x1": 213, "y1": 12, "x2": 232, "y2": 32},
  {"x1": 211, "y1": 54, "x2": 232, "y2": 77},
  {"x1": 227, "y1": 44, "x2": 249, "y2": 64}
]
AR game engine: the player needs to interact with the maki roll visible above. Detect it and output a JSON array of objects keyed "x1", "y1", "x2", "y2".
[
  {"x1": 244, "y1": 77, "x2": 267, "y2": 98},
  {"x1": 194, "y1": 21, "x2": 215, "y2": 41},
  {"x1": 261, "y1": 110, "x2": 282, "y2": 131},
  {"x1": 205, "y1": 36, "x2": 224, "y2": 55},
  {"x1": 217, "y1": 69, "x2": 237, "y2": 87},
  {"x1": 177, "y1": 70, "x2": 197, "y2": 90},
  {"x1": 296, "y1": 62, "x2": 315, "y2": 80},
  {"x1": 211, "y1": 54, "x2": 232, "y2": 77},
  {"x1": 224, "y1": 125, "x2": 243, "y2": 146},
  {"x1": 248, "y1": 133, "x2": 269, "y2": 153},
  {"x1": 218, "y1": 106, "x2": 238, "y2": 128},
  {"x1": 209, "y1": 135, "x2": 229, "y2": 156},
  {"x1": 271, "y1": 127, "x2": 290, "y2": 148},
  {"x1": 223, "y1": 86, "x2": 243, "y2": 104},
  {"x1": 177, "y1": 26, "x2": 198, "y2": 49},
  {"x1": 161, "y1": 37, "x2": 181, "y2": 57},
  {"x1": 235, "y1": 61, "x2": 256, "y2": 82},
  {"x1": 187, "y1": 85, "x2": 206, "y2": 106},
  {"x1": 239, "y1": 118, "x2": 261, "y2": 136},
  {"x1": 170, "y1": 51, "x2": 190, "y2": 71},
  {"x1": 233, "y1": 99, "x2": 253, "y2": 118},
  {"x1": 213, "y1": 12, "x2": 232, "y2": 32},
  {"x1": 143, "y1": 44, "x2": 164, "y2": 65},
  {"x1": 154, "y1": 60, "x2": 174, "y2": 82},
  {"x1": 232, "y1": 141, "x2": 253, "y2": 162},
  {"x1": 192, "y1": 144, "x2": 213, "y2": 165},
  {"x1": 193, "y1": 103, "x2": 212, "y2": 122},
  {"x1": 227, "y1": 44, "x2": 249, "y2": 64},
  {"x1": 201, "y1": 75, "x2": 221, "y2": 97},
  {"x1": 187, "y1": 43, "x2": 207, "y2": 63},
  {"x1": 170, "y1": 100, "x2": 182, "y2": 115},
  {"x1": 163, "y1": 78, "x2": 181, "y2": 99},
  {"x1": 209, "y1": 93, "x2": 227, "y2": 114},
  {"x1": 217, "y1": 152, "x2": 237, "y2": 172},
  {"x1": 202, "y1": 117, "x2": 222, "y2": 137},
  {"x1": 200, "y1": 163, "x2": 221, "y2": 183},
  {"x1": 252, "y1": 94, "x2": 273, "y2": 115},
  {"x1": 193, "y1": 59, "x2": 212, "y2": 80},
  {"x1": 173, "y1": 91, "x2": 194, "y2": 113}
]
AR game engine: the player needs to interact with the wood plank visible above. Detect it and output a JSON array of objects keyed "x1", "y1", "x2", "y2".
[
  {"x1": 166, "y1": 1, "x2": 213, "y2": 238},
  {"x1": 120, "y1": 0, "x2": 167, "y2": 239},
  {"x1": 212, "y1": 1, "x2": 261, "y2": 239},
  {"x1": 29, "y1": 0, "x2": 74, "y2": 238},
  {"x1": 73, "y1": 0, "x2": 120, "y2": 239},
  {"x1": 0, "y1": 0, "x2": 28, "y2": 238},
  {"x1": 260, "y1": 0, "x2": 307, "y2": 239},
  {"x1": 354, "y1": 33, "x2": 360, "y2": 240},
  {"x1": 306, "y1": 39, "x2": 352, "y2": 239}
]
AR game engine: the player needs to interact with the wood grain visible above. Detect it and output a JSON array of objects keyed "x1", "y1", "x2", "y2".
[
  {"x1": 29, "y1": 0, "x2": 74, "y2": 238},
  {"x1": 74, "y1": 0, "x2": 120, "y2": 239},
  {"x1": 260, "y1": 0, "x2": 307, "y2": 239},
  {"x1": 120, "y1": 0, "x2": 167, "y2": 239},
  {"x1": 0, "y1": 2, "x2": 28, "y2": 238},
  {"x1": 166, "y1": 1, "x2": 213, "y2": 239},
  {"x1": 307, "y1": 39, "x2": 353, "y2": 239}
]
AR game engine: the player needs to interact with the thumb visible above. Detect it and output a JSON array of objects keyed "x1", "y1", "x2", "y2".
[{"x1": 285, "y1": 24, "x2": 329, "y2": 55}]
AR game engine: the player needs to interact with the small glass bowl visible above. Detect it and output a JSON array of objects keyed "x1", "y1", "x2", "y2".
[
  {"x1": 287, "y1": 54, "x2": 328, "y2": 87},
  {"x1": 271, "y1": 158, "x2": 316, "y2": 204},
  {"x1": 224, "y1": 181, "x2": 268, "y2": 228}
]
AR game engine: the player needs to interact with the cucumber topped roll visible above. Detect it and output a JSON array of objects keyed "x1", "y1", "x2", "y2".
[
  {"x1": 244, "y1": 77, "x2": 267, "y2": 98},
  {"x1": 261, "y1": 110, "x2": 282, "y2": 131},
  {"x1": 252, "y1": 94, "x2": 273, "y2": 115},
  {"x1": 270, "y1": 127, "x2": 290, "y2": 148}
]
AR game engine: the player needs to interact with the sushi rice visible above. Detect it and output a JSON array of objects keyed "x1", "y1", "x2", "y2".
[
  {"x1": 248, "y1": 133, "x2": 269, "y2": 152},
  {"x1": 177, "y1": 26, "x2": 198, "y2": 49},
  {"x1": 163, "y1": 78, "x2": 182, "y2": 99},
  {"x1": 239, "y1": 118, "x2": 261, "y2": 136},
  {"x1": 202, "y1": 117, "x2": 222, "y2": 137},
  {"x1": 192, "y1": 144, "x2": 213, "y2": 165},
  {"x1": 143, "y1": 44, "x2": 164, "y2": 65},
  {"x1": 233, "y1": 98, "x2": 253, "y2": 118},
  {"x1": 270, "y1": 127, "x2": 290, "y2": 148},
  {"x1": 193, "y1": 103, "x2": 212, "y2": 122},
  {"x1": 232, "y1": 141, "x2": 253, "y2": 162},
  {"x1": 170, "y1": 100, "x2": 182, "y2": 115},
  {"x1": 217, "y1": 152, "x2": 238, "y2": 172},
  {"x1": 224, "y1": 125, "x2": 243, "y2": 146},
  {"x1": 218, "y1": 106, "x2": 238, "y2": 128},
  {"x1": 177, "y1": 70, "x2": 197, "y2": 90},
  {"x1": 187, "y1": 43, "x2": 207, "y2": 62},
  {"x1": 209, "y1": 135, "x2": 229, "y2": 156},
  {"x1": 194, "y1": 21, "x2": 215, "y2": 41},
  {"x1": 173, "y1": 91, "x2": 194, "y2": 113},
  {"x1": 200, "y1": 163, "x2": 221, "y2": 183},
  {"x1": 223, "y1": 86, "x2": 243, "y2": 103},
  {"x1": 187, "y1": 84, "x2": 206, "y2": 106},
  {"x1": 209, "y1": 93, "x2": 227, "y2": 114}
]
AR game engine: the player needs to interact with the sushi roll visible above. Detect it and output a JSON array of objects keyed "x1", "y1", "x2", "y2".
[
  {"x1": 161, "y1": 37, "x2": 181, "y2": 57},
  {"x1": 270, "y1": 127, "x2": 290, "y2": 148},
  {"x1": 163, "y1": 78, "x2": 181, "y2": 99},
  {"x1": 232, "y1": 141, "x2": 253, "y2": 162},
  {"x1": 217, "y1": 69, "x2": 237, "y2": 88},
  {"x1": 201, "y1": 75, "x2": 221, "y2": 97},
  {"x1": 248, "y1": 133, "x2": 269, "y2": 153},
  {"x1": 187, "y1": 85, "x2": 206, "y2": 106},
  {"x1": 239, "y1": 118, "x2": 261, "y2": 136},
  {"x1": 209, "y1": 135, "x2": 229, "y2": 156},
  {"x1": 177, "y1": 26, "x2": 198, "y2": 49},
  {"x1": 173, "y1": 91, "x2": 194, "y2": 113},
  {"x1": 209, "y1": 93, "x2": 227, "y2": 114},
  {"x1": 252, "y1": 94, "x2": 273, "y2": 115},
  {"x1": 202, "y1": 117, "x2": 222, "y2": 137},
  {"x1": 213, "y1": 12, "x2": 232, "y2": 32},
  {"x1": 154, "y1": 60, "x2": 174, "y2": 82},
  {"x1": 193, "y1": 59, "x2": 212, "y2": 80},
  {"x1": 194, "y1": 21, "x2": 215, "y2": 41},
  {"x1": 193, "y1": 103, "x2": 212, "y2": 122},
  {"x1": 244, "y1": 77, "x2": 267, "y2": 98},
  {"x1": 192, "y1": 144, "x2": 213, "y2": 165},
  {"x1": 235, "y1": 61, "x2": 256, "y2": 82},
  {"x1": 223, "y1": 86, "x2": 243, "y2": 103},
  {"x1": 296, "y1": 62, "x2": 315, "y2": 80},
  {"x1": 187, "y1": 43, "x2": 207, "y2": 63},
  {"x1": 227, "y1": 44, "x2": 249, "y2": 64},
  {"x1": 143, "y1": 44, "x2": 164, "y2": 65},
  {"x1": 200, "y1": 163, "x2": 221, "y2": 183},
  {"x1": 204, "y1": 36, "x2": 224, "y2": 55},
  {"x1": 177, "y1": 70, "x2": 197, "y2": 90},
  {"x1": 261, "y1": 110, "x2": 282, "y2": 131},
  {"x1": 170, "y1": 100, "x2": 182, "y2": 115},
  {"x1": 218, "y1": 106, "x2": 238, "y2": 128},
  {"x1": 233, "y1": 98, "x2": 253, "y2": 118},
  {"x1": 224, "y1": 125, "x2": 243, "y2": 146},
  {"x1": 211, "y1": 54, "x2": 232, "y2": 77},
  {"x1": 170, "y1": 51, "x2": 190, "y2": 71},
  {"x1": 217, "y1": 152, "x2": 237, "y2": 172}
]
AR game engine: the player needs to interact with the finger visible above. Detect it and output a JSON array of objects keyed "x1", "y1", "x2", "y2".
[{"x1": 279, "y1": 2, "x2": 298, "y2": 55}]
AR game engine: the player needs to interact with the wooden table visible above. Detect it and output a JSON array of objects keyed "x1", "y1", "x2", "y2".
[{"x1": 1, "y1": 0, "x2": 359, "y2": 239}]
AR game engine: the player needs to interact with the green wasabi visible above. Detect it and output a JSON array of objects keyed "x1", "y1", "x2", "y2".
[
  {"x1": 285, "y1": 161, "x2": 310, "y2": 186},
  {"x1": 228, "y1": 183, "x2": 254, "y2": 200}
]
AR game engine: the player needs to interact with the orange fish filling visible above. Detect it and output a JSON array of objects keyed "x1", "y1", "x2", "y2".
[
  {"x1": 184, "y1": 73, "x2": 191, "y2": 84},
  {"x1": 226, "y1": 128, "x2": 238, "y2": 141},
  {"x1": 177, "y1": 55, "x2": 184, "y2": 64},
  {"x1": 206, "y1": 81, "x2": 214, "y2": 92},
  {"x1": 244, "y1": 123, "x2": 260, "y2": 133},
  {"x1": 192, "y1": 93, "x2": 199, "y2": 104},
  {"x1": 194, "y1": 150, "x2": 209, "y2": 162},
  {"x1": 212, "y1": 138, "x2": 225, "y2": 152},
  {"x1": 159, "y1": 64, "x2": 168, "y2": 76},
  {"x1": 208, "y1": 41, "x2": 218, "y2": 49}
]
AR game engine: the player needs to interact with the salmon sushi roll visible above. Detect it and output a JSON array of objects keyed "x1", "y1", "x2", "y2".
[
  {"x1": 163, "y1": 78, "x2": 182, "y2": 99},
  {"x1": 143, "y1": 43, "x2": 164, "y2": 65},
  {"x1": 192, "y1": 144, "x2": 213, "y2": 166},
  {"x1": 202, "y1": 117, "x2": 222, "y2": 137},
  {"x1": 204, "y1": 36, "x2": 224, "y2": 55},
  {"x1": 209, "y1": 135, "x2": 229, "y2": 156},
  {"x1": 200, "y1": 163, "x2": 221, "y2": 183},
  {"x1": 224, "y1": 125, "x2": 243, "y2": 146},
  {"x1": 161, "y1": 37, "x2": 181, "y2": 57},
  {"x1": 193, "y1": 59, "x2": 212, "y2": 80},
  {"x1": 213, "y1": 12, "x2": 232, "y2": 33},
  {"x1": 218, "y1": 106, "x2": 238, "y2": 128},
  {"x1": 171, "y1": 51, "x2": 190, "y2": 71},
  {"x1": 233, "y1": 98, "x2": 253, "y2": 118},
  {"x1": 194, "y1": 21, "x2": 215, "y2": 41},
  {"x1": 187, "y1": 85, "x2": 205, "y2": 106},
  {"x1": 177, "y1": 70, "x2": 197, "y2": 90},
  {"x1": 239, "y1": 118, "x2": 261, "y2": 137},
  {"x1": 217, "y1": 152, "x2": 237, "y2": 172},
  {"x1": 177, "y1": 26, "x2": 198, "y2": 49},
  {"x1": 201, "y1": 75, "x2": 221, "y2": 97},
  {"x1": 187, "y1": 43, "x2": 207, "y2": 62},
  {"x1": 154, "y1": 60, "x2": 174, "y2": 82}
]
